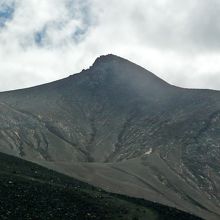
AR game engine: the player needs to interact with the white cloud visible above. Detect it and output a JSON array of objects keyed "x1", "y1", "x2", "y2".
[{"x1": 0, "y1": 0, "x2": 219, "y2": 91}]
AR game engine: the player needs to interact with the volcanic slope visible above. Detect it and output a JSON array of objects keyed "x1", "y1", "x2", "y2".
[
  {"x1": 0, "y1": 152, "x2": 202, "y2": 220},
  {"x1": 0, "y1": 54, "x2": 220, "y2": 219}
]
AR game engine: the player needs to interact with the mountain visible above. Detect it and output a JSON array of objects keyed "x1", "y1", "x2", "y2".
[
  {"x1": 0, "y1": 54, "x2": 220, "y2": 219},
  {"x1": 0, "y1": 152, "x2": 201, "y2": 220}
]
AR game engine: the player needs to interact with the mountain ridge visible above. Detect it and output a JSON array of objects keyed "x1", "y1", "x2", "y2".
[
  {"x1": 2, "y1": 54, "x2": 219, "y2": 93},
  {"x1": 1, "y1": 54, "x2": 171, "y2": 94}
]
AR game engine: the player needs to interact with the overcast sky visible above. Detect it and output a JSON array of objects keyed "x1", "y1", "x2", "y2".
[{"x1": 0, "y1": 0, "x2": 220, "y2": 91}]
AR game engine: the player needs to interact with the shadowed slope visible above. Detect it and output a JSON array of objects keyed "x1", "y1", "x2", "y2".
[{"x1": 0, "y1": 152, "x2": 202, "y2": 220}]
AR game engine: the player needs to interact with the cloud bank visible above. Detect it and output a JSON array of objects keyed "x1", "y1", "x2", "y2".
[{"x1": 0, "y1": 0, "x2": 220, "y2": 91}]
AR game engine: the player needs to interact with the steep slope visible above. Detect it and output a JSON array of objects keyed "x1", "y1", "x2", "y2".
[
  {"x1": 0, "y1": 152, "x2": 201, "y2": 220},
  {"x1": 0, "y1": 54, "x2": 220, "y2": 219}
]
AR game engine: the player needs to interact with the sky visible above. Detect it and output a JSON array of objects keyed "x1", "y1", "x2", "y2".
[{"x1": 0, "y1": 0, "x2": 220, "y2": 91}]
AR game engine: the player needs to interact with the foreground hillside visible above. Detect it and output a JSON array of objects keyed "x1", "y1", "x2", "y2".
[
  {"x1": 0, "y1": 54, "x2": 220, "y2": 219},
  {"x1": 0, "y1": 152, "x2": 201, "y2": 220}
]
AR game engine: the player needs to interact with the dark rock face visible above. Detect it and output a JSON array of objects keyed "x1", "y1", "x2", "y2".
[{"x1": 0, "y1": 54, "x2": 220, "y2": 219}]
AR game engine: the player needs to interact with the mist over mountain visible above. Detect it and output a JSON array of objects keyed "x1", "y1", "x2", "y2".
[{"x1": 0, "y1": 54, "x2": 220, "y2": 219}]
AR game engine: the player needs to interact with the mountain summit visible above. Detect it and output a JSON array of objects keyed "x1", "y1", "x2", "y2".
[{"x1": 0, "y1": 55, "x2": 220, "y2": 219}]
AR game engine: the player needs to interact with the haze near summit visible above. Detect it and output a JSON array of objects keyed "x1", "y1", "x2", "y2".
[{"x1": 0, "y1": 0, "x2": 219, "y2": 91}]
